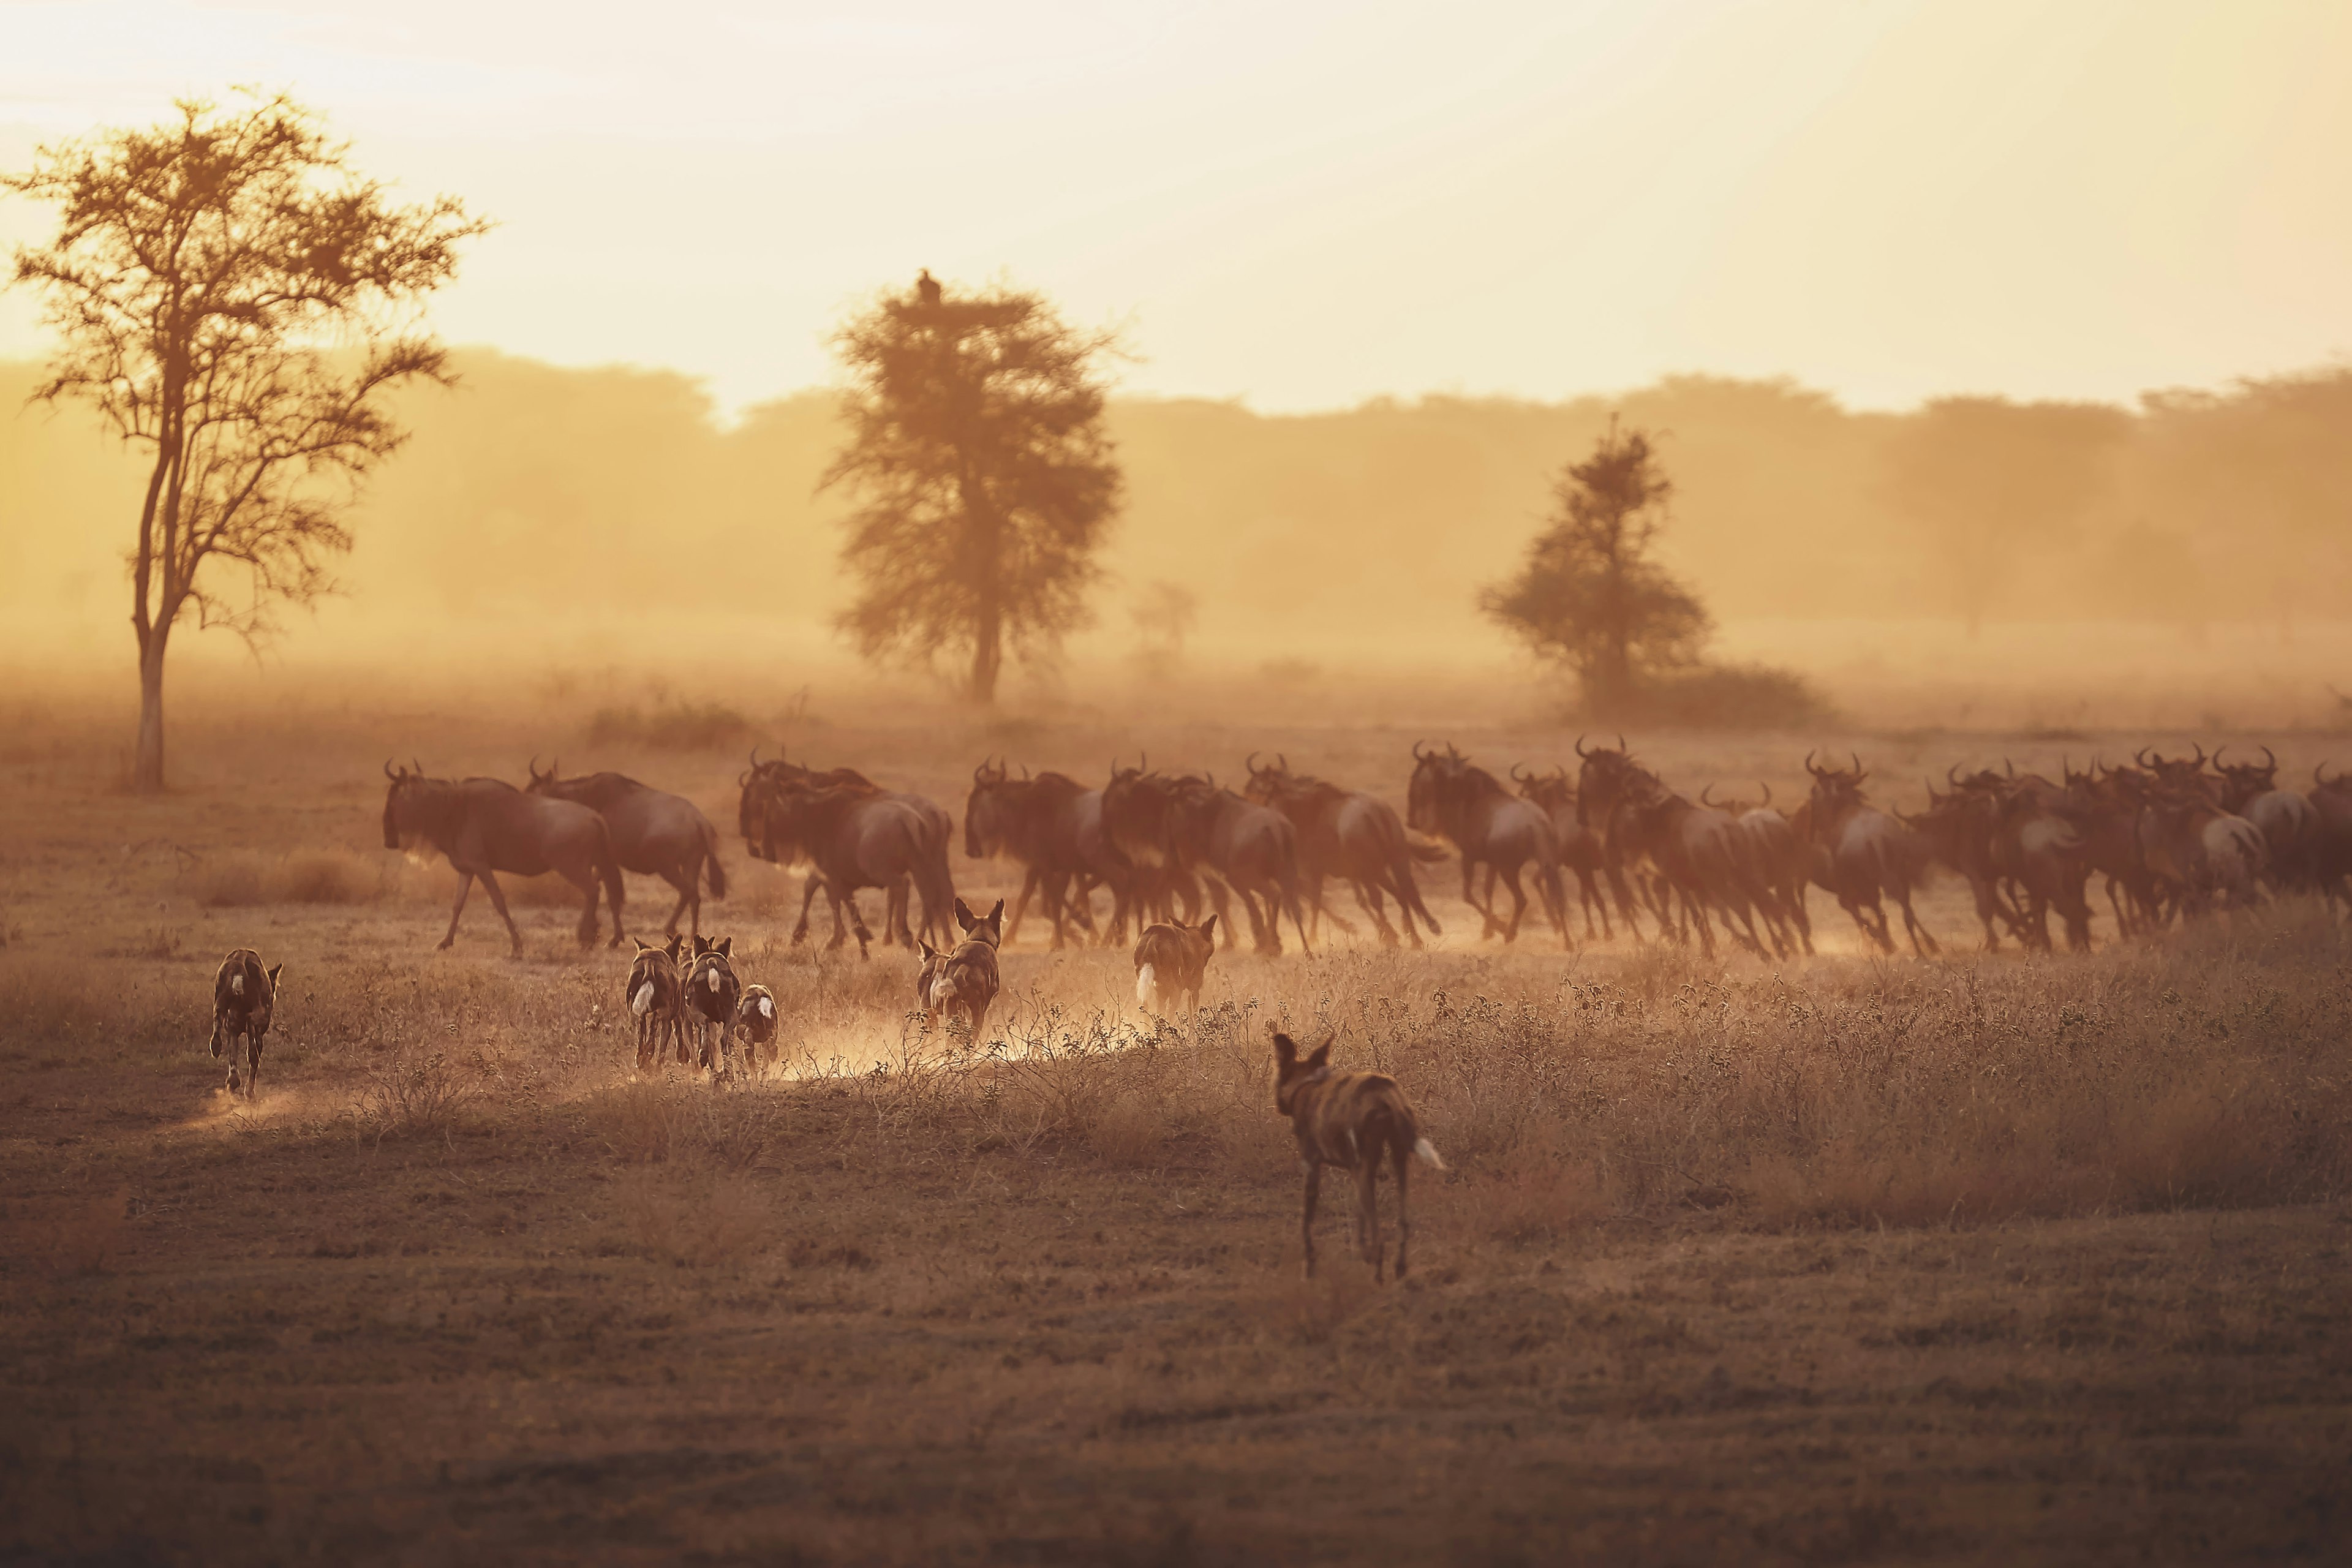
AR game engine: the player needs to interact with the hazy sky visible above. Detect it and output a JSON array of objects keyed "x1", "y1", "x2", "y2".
[{"x1": 2, "y1": 0, "x2": 2349, "y2": 413}]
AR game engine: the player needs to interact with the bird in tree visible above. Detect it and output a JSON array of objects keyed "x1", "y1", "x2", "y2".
[
  {"x1": 4, "y1": 91, "x2": 485, "y2": 790},
  {"x1": 824, "y1": 275, "x2": 1125, "y2": 704},
  {"x1": 1480, "y1": 418, "x2": 1709, "y2": 721}
]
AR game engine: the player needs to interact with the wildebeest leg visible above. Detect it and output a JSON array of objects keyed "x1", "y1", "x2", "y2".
[
  {"x1": 889, "y1": 875, "x2": 916, "y2": 948},
  {"x1": 662, "y1": 870, "x2": 693, "y2": 938},
  {"x1": 1494, "y1": 864, "x2": 1529, "y2": 943},
  {"x1": 1041, "y1": 869, "x2": 1074, "y2": 951},
  {"x1": 477, "y1": 871, "x2": 527, "y2": 957},
  {"x1": 1205, "y1": 880, "x2": 1240, "y2": 949},
  {"x1": 1356, "y1": 1159, "x2": 1384, "y2": 1281},
  {"x1": 439, "y1": 871, "x2": 478, "y2": 951},
  {"x1": 1003, "y1": 867, "x2": 1043, "y2": 946},
  {"x1": 792, "y1": 875, "x2": 824, "y2": 946},
  {"x1": 1462, "y1": 858, "x2": 1502, "y2": 939},
  {"x1": 1681, "y1": 889, "x2": 1718, "y2": 959},
  {"x1": 1574, "y1": 867, "x2": 1607, "y2": 940},
  {"x1": 1299, "y1": 1160, "x2": 1322, "y2": 1279},
  {"x1": 1355, "y1": 879, "x2": 1401, "y2": 948},
  {"x1": 1895, "y1": 890, "x2": 1939, "y2": 956}
]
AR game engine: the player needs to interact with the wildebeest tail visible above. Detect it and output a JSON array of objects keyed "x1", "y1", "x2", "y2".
[
  {"x1": 701, "y1": 817, "x2": 728, "y2": 899},
  {"x1": 594, "y1": 821, "x2": 627, "y2": 935}
]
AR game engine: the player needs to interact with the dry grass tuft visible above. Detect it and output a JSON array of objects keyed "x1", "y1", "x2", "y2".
[
  {"x1": 351, "y1": 1047, "x2": 486, "y2": 1148},
  {"x1": 1254, "y1": 1264, "x2": 1381, "y2": 1345},
  {"x1": 188, "y1": 849, "x2": 381, "y2": 907},
  {"x1": 612, "y1": 1169, "x2": 775, "y2": 1267}
]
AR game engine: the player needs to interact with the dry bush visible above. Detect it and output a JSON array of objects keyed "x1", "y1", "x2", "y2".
[
  {"x1": 587, "y1": 699, "x2": 752, "y2": 752},
  {"x1": 1252, "y1": 1265, "x2": 1379, "y2": 1345},
  {"x1": 273, "y1": 848, "x2": 382, "y2": 905},
  {"x1": 351, "y1": 1047, "x2": 487, "y2": 1148},
  {"x1": 1461, "y1": 1157, "x2": 1613, "y2": 1246},
  {"x1": 584, "y1": 1079, "x2": 696, "y2": 1163}
]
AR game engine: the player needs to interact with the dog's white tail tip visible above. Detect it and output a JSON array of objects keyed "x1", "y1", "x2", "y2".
[
  {"x1": 1413, "y1": 1136, "x2": 1447, "y2": 1170},
  {"x1": 1135, "y1": 963, "x2": 1157, "y2": 1008},
  {"x1": 631, "y1": 981, "x2": 655, "y2": 1017},
  {"x1": 230, "y1": 973, "x2": 244, "y2": 996}
]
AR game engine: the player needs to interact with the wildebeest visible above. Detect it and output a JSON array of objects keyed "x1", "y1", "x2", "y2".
[
  {"x1": 922, "y1": 898, "x2": 1004, "y2": 1039},
  {"x1": 526, "y1": 760, "x2": 727, "y2": 937},
  {"x1": 1573, "y1": 736, "x2": 1675, "y2": 941},
  {"x1": 739, "y1": 748, "x2": 956, "y2": 946},
  {"x1": 2138, "y1": 784, "x2": 2267, "y2": 916},
  {"x1": 1270, "y1": 1024, "x2": 1444, "y2": 1282},
  {"x1": 624, "y1": 935, "x2": 688, "y2": 1069},
  {"x1": 1618, "y1": 784, "x2": 1776, "y2": 959},
  {"x1": 1699, "y1": 782, "x2": 1815, "y2": 956},
  {"x1": 682, "y1": 936, "x2": 743, "y2": 1076},
  {"x1": 735, "y1": 984, "x2": 780, "y2": 1065},
  {"x1": 2062, "y1": 760, "x2": 2167, "y2": 935},
  {"x1": 2212, "y1": 746, "x2": 2323, "y2": 895},
  {"x1": 209, "y1": 948, "x2": 282, "y2": 1099},
  {"x1": 1804, "y1": 754, "x2": 1939, "y2": 956},
  {"x1": 1102, "y1": 760, "x2": 1208, "y2": 933},
  {"x1": 2309, "y1": 763, "x2": 2352, "y2": 912},
  {"x1": 1509, "y1": 766, "x2": 1615, "y2": 941},
  {"x1": 1905, "y1": 777, "x2": 2024, "y2": 952},
  {"x1": 1164, "y1": 774, "x2": 1314, "y2": 954},
  {"x1": 1408, "y1": 744, "x2": 1570, "y2": 948},
  {"x1": 963, "y1": 760, "x2": 1131, "y2": 949},
  {"x1": 1134, "y1": 915, "x2": 1217, "y2": 1015},
  {"x1": 759, "y1": 780, "x2": 952, "y2": 957},
  {"x1": 382, "y1": 762, "x2": 626, "y2": 956},
  {"x1": 1245, "y1": 754, "x2": 1443, "y2": 948}
]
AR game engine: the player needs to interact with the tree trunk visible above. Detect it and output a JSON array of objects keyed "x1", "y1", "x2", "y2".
[
  {"x1": 132, "y1": 628, "x2": 168, "y2": 791},
  {"x1": 970, "y1": 595, "x2": 1002, "y2": 706}
]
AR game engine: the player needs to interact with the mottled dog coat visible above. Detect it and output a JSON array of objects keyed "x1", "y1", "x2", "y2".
[
  {"x1": 919, "y1": 898, "x2": 1003, "y2": 1040},
  {"x1": 625, "y1": 935, "x2": 688, "y2": 1069},
  {"x1": 734, "y1": 984, "x2": 780, "y2": 1064},
  {"x1": 1271, "y1": 1026, "x2": 1444, "y2": 1281},
  {"x1": 682, "y1": 936, "x2": 743, "y2": 1076},
  {"x1": 209, "y1": 949, "x2": 283, "y2": 1099},
  {"x1": 1133, "y1": 914, "x2": 1217, "y2": 1014}
]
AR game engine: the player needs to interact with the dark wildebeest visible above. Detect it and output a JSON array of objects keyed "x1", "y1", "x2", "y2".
[
  {"x1": 963, "y1": 760, "x2": 1131, "y2": 949},
  {"x1": 624, "y1": 935, "x2": 688, "y2": 1069},
  {"x1": 682, "y1": 935, "x2": 744, "y2": 1076},
  {"x1": 382, "y1": 763, "x2": 626, "y2": 956},
  {"x1": 1699, "y1": 782, "x2": 1816, "y2": 956},
  {"x1": 1510, "y1": 767, "x2": 1614, "y2": 941},
  {"x1": 2213, "y1": 746, "x2": 2322, "y2": 895},
  {"x1": 1618, "y1": 783, "x2": 1775, "y2": 959},
  {"x1": 1408, "y1": 744, "x2": 1570, "y2": 948},
  {"x1": 738, "y1": 748, "x2": 956, "y2": 946},
  {"x1": 761, "y1": 780, "x2": 951, "y2": 957},
  {"x1": 527, "y1": 761, "x2": 727, "y2": 937},
  {"x1": 1270, "y1": 1024, "x2": 1446, "y2": 1283},
  {"x1": 1245, "y1": 754, "x2": 1443, "y2": 948},
  {"x1": 1134, "y1": 915, "x2": 1218, "y2": 1015},
  {"x1": 2308, "y1": 763, "x2": 2352, "y2": 913},
  {"x1": 209, "y1": 948, "x2": 282, "y2": 1099},
  {"x1": 1573, "y1": 736, "x2": 1678, "y2": 941},
  {"x1": 2138, "y1": 783, "x2": 2267, "y2": 917},
  {"x1": 2062, "y1": 760, "x2": 2168, "y2": 935},
  {"x1": 1102, "y1": 760, "x2": 1208, "y2": 934},
  {"x1": 1905, "y1": 776, "x2": 2024, "y2": 952},
  {"x1": 1164, "y1": 774, "x2": 1315, "y2": 955},
  {"x1": 922, "y1": 898, "x2": 1004, "y2": 1039},
  {"x1": 1985, "y1": 766, "x2": 2096, "y2": 952},
  {"x1": 1804, "y1": 754, "x2": 1939, "y2": 956}
]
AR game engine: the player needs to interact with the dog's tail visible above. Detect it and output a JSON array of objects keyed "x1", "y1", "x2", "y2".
[
  {"x1": 631, "y1": 979, "x2": 657, "y2": 1017},
  {"x1": 1135, "y1": 962, "x2": 1159, "y2": 1011},
  {"x1": 1412, "y1": 1136, "x2": 1447, "y2": 1170}
]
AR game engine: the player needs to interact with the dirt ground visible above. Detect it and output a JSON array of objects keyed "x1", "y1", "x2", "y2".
[{"x1": 2, "y1": 694, "x2": 2348, "y2": 1565}]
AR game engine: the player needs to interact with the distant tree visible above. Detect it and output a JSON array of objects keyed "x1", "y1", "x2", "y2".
[
  {"x1": 1879, "y1": 396, "x2": 2127, "y2": 637},
  {"x1": 4, "y1": 91, "x2": 483, "y2": 789},
  {"x1": 1130, "y1": 579, "x2": 1198, "y2": 658},
  {"x1": 1480, "y1": 419, "x2": 1710, "y2": 719},
  {"x1": 824, "y1": 276, "x2": 1124, "y2": 704}
]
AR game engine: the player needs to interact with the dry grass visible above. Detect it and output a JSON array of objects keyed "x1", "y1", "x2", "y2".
[{"x1": 187, "y1": 848, "x2": 382, "y2": 907}]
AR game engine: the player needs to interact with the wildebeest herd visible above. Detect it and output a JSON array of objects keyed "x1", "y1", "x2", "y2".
[{"x1": 198, "y1": 734, "x2": 2350, "y2": 1280}]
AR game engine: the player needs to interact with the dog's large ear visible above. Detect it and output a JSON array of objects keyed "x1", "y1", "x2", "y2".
[
  {"x1": 954, "y1": 897, "x2": 976, "y2": 933},
  {"x1": 666, "y1": 934, "x2": 687, "y2": 960},
  {"x1": 1197, "y1": 914, "x2": 1217, "y2": 943},
  {"x1": 715, "y1": 937, "x2": 732, "y2": 958},
  {"x1": 983, "y1": 899, "x2": 1005, "y2": 934},
  {"x1": 918, "y1": 938, "x2": 940, "y2": 963},
  {"x1": 635, "y1": 938, "x2": 655, "y2": 954},
  {"x1": 266, "y1": 963, "x2": 284, "y2": 987},
  {"x1": 1304, "y1": 1028, "x2": 1334, "y2": 1072},
  {"x1": 1269, "y1": 1025, "x2": 1296, "y2": 1066}
]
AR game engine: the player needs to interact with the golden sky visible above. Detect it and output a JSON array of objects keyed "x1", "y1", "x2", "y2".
[{"x1": 2, "y1": 0, "x2": 2348, "y2": 414}]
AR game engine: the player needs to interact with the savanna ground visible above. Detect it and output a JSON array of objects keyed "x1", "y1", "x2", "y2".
[{"x1": 2, "y1": 682, "x2": 2349, "y2": 1565}]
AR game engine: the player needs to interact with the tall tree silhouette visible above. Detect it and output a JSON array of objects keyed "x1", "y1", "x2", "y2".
[
  {"x1": 5, "y1": 91, "x2": 483, "y2": 790},
  {"x1": 825, "y1": 276, "x2": 1123, "y2": 704},
  {"x1": 1480, "y1": 419, "x2": 1708, "y2": 719}
]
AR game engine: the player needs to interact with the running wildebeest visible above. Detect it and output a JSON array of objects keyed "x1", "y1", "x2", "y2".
[
  {"x1": 923, "y1": 898, "x2": 1005, "y2": 1039},
  {"x1": 1407, "y1": 744, "x2": 1570, "y2": 948},
  {"x1": 1618, "y1": 783, "x2": 1775, "y2": 959},
  {"x1": 1698, "y1": 782, "x2": 1815, "y2": 956},
  {"x1": 682, "y1": 936, "x2": 744, "y2": 1076},
  {"x1": 1163, "y1": 773, "x2": 1314, "y2": 955},
  {"x1": 209, "y1": 948, "x2": 282, "y2": 1099},
  {"x1": 527, "y1": 760, "x2": 727, "y2": 937},
  {"x1": 1509, "y1": 766, "x2": 1615, "y2": 941},
  {"x1": 2138, "y1": 783, "x2": 2267, "y2": 917},
  {"x1": 1270, "y1": 1024, "x2": 1445, "y2": 1283},
  {"x1": 1245, "y1": 754, "x2": 1443, "y2": 948},
  {"x1": 1102, "y1": 758, "x2": 1209, "y2": 934},
  {"x1": 738, "y1": 747, "x2": 956, "y2": 946},
  {"x1": 1134, "y1": 914, "x2": 1217, "y2": 1015},
  {"x1": 624, "y1": 935, "x2": 688, "y2": 1069},
  {"x1": 759, "y1": 779, "x2": 952, "y2": 957},
  {"x1": 2212, "y1": 746, "x2": 2322, "y2": 895},
  {"x1": 382, "y1": 762, "x2": 626, "y2": 955},
  {"x1": 1804, "y1": 753, "x2": 1939, "y2": 956},
  {"x1": 963, "y1": 760, "x2": 1131, "y2": 949}
]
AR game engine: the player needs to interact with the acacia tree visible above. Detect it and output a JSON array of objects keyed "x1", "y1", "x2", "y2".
[
  {"x1": 1480, "y1": 419, "x2": 1709, "y2": 719},
  {"x1": 5, "y1": 92, "x2": 484, "y2": 788},
  {"x1": 824, "y1": 277, "x2": 1123, "y2": 703}
]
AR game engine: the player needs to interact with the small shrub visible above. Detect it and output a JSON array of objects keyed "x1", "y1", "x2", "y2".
[
  {"x1": 353, "y1": 1048, "x2": 485, "y2": 1148},
  {"x1": 614, "y1": 1170, "x2": 774, "y2": 1268}
]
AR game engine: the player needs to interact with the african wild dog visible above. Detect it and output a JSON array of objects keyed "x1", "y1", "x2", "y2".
[
  {"x1": 922, "y1": 898, "x2": 1003, "y2": 1039},
  {"x1": 209, "y1": 948, "x2": 283, "y2": 1099},
  {"x1": 682, "y1": 936, "x2": 744, "y2": 1077},
  {"x1": 1133, "y1": 914, "x2": 1216, "y2": 1015},
  {"x1": 625, "y1": 935, "x2": 688, "y2": 1069},
  {"x1": 1271, "y1": 1025, "x2": 1444, "y2": 1281},
  {"x1": 735, "y1": 984, "x2": 780, "y2": 1066}
]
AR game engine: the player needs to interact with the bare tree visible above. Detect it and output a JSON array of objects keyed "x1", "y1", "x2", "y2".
[
  {"x1": 1480, "y1": 418, "x2": 1708, "y2": 719},
  {"x1": 4, "y1": 92, "x2": 484, "y2": 788},
  {"x1": 824, "y1": 276, "x2": 1123, "y2": 704}
]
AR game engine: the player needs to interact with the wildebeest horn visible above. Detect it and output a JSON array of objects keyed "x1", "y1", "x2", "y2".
[
  {"x1": 2318, "y1": 761, "x2": 2337, "y2": 786},
  {"x1": 1246, "y1": 752, "x2": 1262, "y2": 775},
  {"x1": 2213, "y1": 744, "x2": 2228, "y2": 769},
  {"x1": 412, "y1": 758, "x2": 423, "y2": 777},
  {"x1": 1851, "y1": 752, "x2": 1862, "y2": 775},
  {"x1": 1758, "y1": 781, "x2": 1772, "y2": 806},
  {"x1": 1700, "y1": 782, "x2": 1717, "y2": 806},
  {"x1": 2004, "y1": 757, "x2": 2015, "y2": 778},
  {"x1": 2261, "y1": 745, "x2": 2277, "y2": 771},
  {"x1": 2189, "y1": 742, "x2": 2206, "y2": 767},
  {"x1": 2135, "y1": 746, "x2": 2155, "y2": 767},
  {"x1": 749, "y1": 744, "x2": 762, "y2": 769},
  {"x1": 1804, "y1": 750, "x2": 1820, "y2": 777},
  {"x1": 384, "y1": 758, "x2": 398, "y2": 780},
  {"x1": 1510, "y1": 762, "x2": 1531, "y2": 784},
  {"x1": 1574, "y1": 734, "x2": 1591, "y2": 758},
  {"x1": 527, "y1": 753, "x2": 541, "y2": 780}
]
